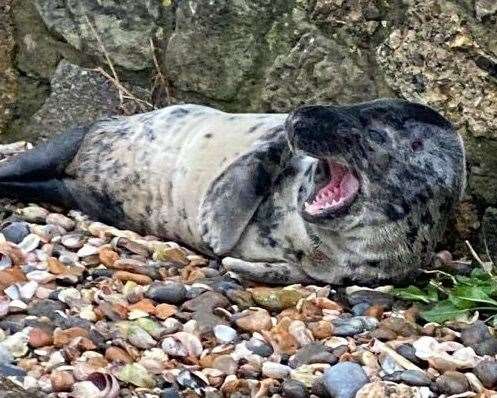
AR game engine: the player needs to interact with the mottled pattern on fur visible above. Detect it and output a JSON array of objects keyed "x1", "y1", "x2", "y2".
[{"x1": 21, "y1": 99, "x2": 464, "y2": 285}]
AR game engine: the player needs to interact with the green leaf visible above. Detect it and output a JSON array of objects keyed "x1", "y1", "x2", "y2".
[
  {"x1": 449, "y1": 285, "x2": 497, "y2": 309},
  {"x1": 421, "y1": 301, "x2": 469, "y2": 323},
  {"x1": 392, "y1": 285, "x2": 438, "y2": 304}
]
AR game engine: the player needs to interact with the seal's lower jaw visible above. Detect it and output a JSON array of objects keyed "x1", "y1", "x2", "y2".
[{"x1": 303, "y1": 160, "x2": 360, "y2": 220}]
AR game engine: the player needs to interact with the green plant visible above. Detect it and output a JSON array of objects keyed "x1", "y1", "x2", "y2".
[{"x1": 393, "y1": 242, "x2": 497, "y2": 324}]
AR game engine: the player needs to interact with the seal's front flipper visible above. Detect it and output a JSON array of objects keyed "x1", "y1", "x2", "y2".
[
  {"x1": 0, "y1": 126, "x2": 88, "y2": 182},
  {"x1": 200, "y1": 130, "x2": 290, "y2": 255},
  {"x1": 0, "y1": 180, "x2": 75, "y2": 208},
  {"x1": 222, "y1": 257, "x2": 315, "y2": 285}
]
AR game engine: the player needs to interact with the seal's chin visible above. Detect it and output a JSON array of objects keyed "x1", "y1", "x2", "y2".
[{"x1": 303, "y1": 160, "x2": 360, "y2": 218}]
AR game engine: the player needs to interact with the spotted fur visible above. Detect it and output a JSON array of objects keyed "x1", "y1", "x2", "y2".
[{"x1": 0, "y1": 100, "x2": 465, "y2": 285}]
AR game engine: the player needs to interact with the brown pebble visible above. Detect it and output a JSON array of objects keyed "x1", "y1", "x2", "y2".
[
  {"x1": 235, "y1": 309, "x2": 272, "y2": 332},
  {"x1": 28, "y1": 328, "x2": 53, "y2": 348},
  {"x1": 105, "y1": 346, "x2": 133, "y2": 364},
  {"x1": 370, "y1": 328, "x2": 398, "y2": 341},
  {"x1": 114, "y1": 270, "x2": 152, "y2": 285},
  {"x1": 99, "y1": 248, "x2": 120, "y2": 267},
  {"x1": 308, "y1": 320, "x2": 333, "y2": 339},
  {"x1": 365, "y1": 305, "x2": 384, "y2": 319},
  {"x1": 155, "y1": 303, "x2": 178, "y2": 320},
  {"x1": 50, "y1": 370, "x2": 74, "y2": 392},
  {"x1": 128, "y1": 298, "x2": 156, "y2": 314},
  {"x1": 53, "y1": 327, "x2": 89, "y2": 347},
  {"x1": 47, "y1": 257, "x2": 69, "y2": 275}
]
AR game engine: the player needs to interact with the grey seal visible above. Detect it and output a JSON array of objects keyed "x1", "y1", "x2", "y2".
[{"x1": 0, "y1": 99, "x2": 465, "y2": 285}]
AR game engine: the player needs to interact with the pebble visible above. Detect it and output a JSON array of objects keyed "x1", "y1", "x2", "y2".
[
  {"x1": 181, "y1": 291, "x2": 229, "y2": 311},
  {"x1": 235, "y1": 308, "x2": 272, "y2": 332},
  {"x1": 27, "y1": 299, "x2": 66, "y2": 317},
  {"x1": 383, "y1": 370, "x2": 431, "y2": 386},
  {"x1": 246, "y1": 337, "x2": 273, "y2": 357},
  {"x1": 332, "y1": 316, "x2": 378, "y2": 336},
  {"x1": 323, "y1": 362, "x2": 369, "y2": 398},
  {"x1": 213, "y1": 324, "x2": 237, "y2": 344},
  {"x1": 0, "y1": 363, "x2": 27, "y2": 378},
  {"x1": 160, "y1": 387, "x2": 182, "y2": 398},
  {"x1": 473, "y1": 359, "x2": 497, "y2": 388},
  {"x1": 434, "y1": 371, "x2": 470, "y2": 395},
  {"x1": 46, "y1": 213, "x2": 75, "y2": 230},
  {"x1": 282, "y1": 379, "x2": 310, "y2": 398},
  {"x1": 145, "y1": 282, "x2": 187, "y2": 304},
  {"x1": 347, "y1": 290, "x2": 393, "y2": 308},
  {"x1": 1, "y1": 222, "x2": 30, "y2": 244},
  {"x1": 19, "y1": 206, "x2": 48, "y2": 223},
  {"x1": 290, "y1": 342, "x2": 337, "y2": 368},
  {"x1": 460, "y1": 320, "x2": 497, "y2": 356},
  {"x1": 212, "y1": 355, "x2": 238, "y2": 375},
  {"x1": 51, "y1": 370, "x2": 75, "y2": 392},
  {"x1": 261, "y1": 362, "x2": 291, "y2": 379}
]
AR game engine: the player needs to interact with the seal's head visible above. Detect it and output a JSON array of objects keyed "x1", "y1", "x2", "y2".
[{"x1": 285, "y1": 98, "x2": 465, "y2": 285}]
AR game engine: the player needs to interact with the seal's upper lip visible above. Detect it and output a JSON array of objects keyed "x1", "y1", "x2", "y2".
[{"x1": 304, "y1": 160, "x2": 360, "y2": 216}]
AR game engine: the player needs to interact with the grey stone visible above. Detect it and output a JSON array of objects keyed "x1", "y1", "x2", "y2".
[
  {"x1": 23, "y1": 61, "x2": 122, "y2": 140},
  {"x1": 460, "y1": 321, "x2": 497, "y2": 356},
  {"x1": 347, "y1": 290, "x2": 394, "y2": 308},
  {"x1": 0, "y1": 364, "x2": 26, "y2": 378},
  {"x1": 323, "y1": 362, "x2": 368, "y2": 398},
  {"x1": 474, "y1": 360, "x2": 497, "y2": 389},
  {"x1": 166, "y1": 0, "x2": 292, "y2": 103},
  {"x1": 332, "y1": 316, "x2": 378, "y2": 337},
  {"x1": 384, "y1": 370, "x2": 431, "y2": 386},
  {"x1": 246, "y1": 337, "x2": 273, "y2": 357},
  {"x1": 34, "y1": 0, "x2": 167, "y2": 70},
  {"x1": 282, "y1": 379, "x2": 309, "y2": 398},
  {"x1": 434, "y1": 371, "x2": 469, "y2": 395},
  {"x1": 145, "y1": 281, "x2": 187, "y2": 304},
  {"x1": 1, "y1": 222, "x2": 30, "y2": 244},
  {"x1": 27, "y1": 299, "x2": 67, "y2": 318},
  {"x1": 289, "y1": 342, "x2": 337, "y2": 369},
  {"x1": 181, "y1": 291, "x2": 229, "y2": 312}
]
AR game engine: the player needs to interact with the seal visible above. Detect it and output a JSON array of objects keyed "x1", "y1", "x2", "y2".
[{"x1": 0, "y1": 99, "x2": 465, "y2": 285}]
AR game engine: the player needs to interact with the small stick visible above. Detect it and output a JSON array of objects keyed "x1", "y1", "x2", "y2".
[
  {"x1": 149, "y1": 38, "x2": 171, "y2": 105},
  {"x1": 84, "y1": 15, "x2": 123, "y2": 105},
  {"x1": 94, "y1": 67, "x2": 153, "y2": 110},
  {"x1": 465, "y1": 240, "x2": 493, "y2": 273}
]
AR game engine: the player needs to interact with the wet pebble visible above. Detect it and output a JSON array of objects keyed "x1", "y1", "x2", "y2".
[
  {"x1": 323, "y1": 362, "x2": 369, "y2": 398},
  {"x1": 434, "y1": 371, "x2": 470, "y2": 395},
  {"x1": 473, "y1": 359, "x2": 497, "y2": 388},
  {"x1": 145, "y1": 282, "x2": 187, "y2": 304}
]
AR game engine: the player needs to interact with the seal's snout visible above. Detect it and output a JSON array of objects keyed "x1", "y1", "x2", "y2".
[{"x1": 285, "y1": 105, "x2": 360, "y2": 159}]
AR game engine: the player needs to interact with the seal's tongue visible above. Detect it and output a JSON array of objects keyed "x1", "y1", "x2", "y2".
[{"x1": 305, "y1": 160, "x2": 359, "y2": 215}]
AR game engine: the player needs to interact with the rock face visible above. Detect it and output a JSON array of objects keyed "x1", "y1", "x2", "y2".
[
  {"x1": 34, "y1": 0, "x2": 168, "y2": 71},
  {"x1": 0, "y1": 0, "x2": 18, "y2": 135},
  {"x1": 1, "y1": 0, "x2": 497, "y2": 250}
]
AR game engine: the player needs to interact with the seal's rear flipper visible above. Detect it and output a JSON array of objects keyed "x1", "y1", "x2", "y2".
[
  {"x1": 0, "y1": 126, "x2": 88, "y2": 182},
  {"x1": 0, "y1": 179, "x2": 76, "y2": 208}
]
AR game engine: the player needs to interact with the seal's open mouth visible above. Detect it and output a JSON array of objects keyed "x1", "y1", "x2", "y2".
[{"x1": 304, "y1": 160, "x2": 360, "y2": 216}]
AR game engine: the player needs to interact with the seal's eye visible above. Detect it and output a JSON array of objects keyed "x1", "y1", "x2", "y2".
[{"x1": 411, "y1": 139, "x2": 424, "y2": 152}]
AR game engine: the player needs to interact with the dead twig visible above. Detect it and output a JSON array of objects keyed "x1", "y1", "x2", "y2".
[
  {"x1": 94, "y1": 68, "x2": 153, "y2": 110},
  {"x1": 149, "y1": 38, "x2": 172, "y2": 106},
  {"x1": 83, "y1": 15, "x2": 123, "y2": 105},
  {"x1": 465, "y1": 240, "x2": 494, "y2": 274}
]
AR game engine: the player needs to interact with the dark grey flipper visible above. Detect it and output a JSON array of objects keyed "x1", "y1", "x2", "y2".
[
  {"x1": 0, "y1": 126, "x2": 88, "y2": 206},
  {"x1": 199, "y1": 130, "x2": 290, "y2": 255}
]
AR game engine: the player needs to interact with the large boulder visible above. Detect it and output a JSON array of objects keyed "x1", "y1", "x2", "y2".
[
  {"x1": 165, "y1": 0, "x2": 293, "y2": 106},
  {"x1": 34, "y1": 0, "x2": 168, "y2": 71}
]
